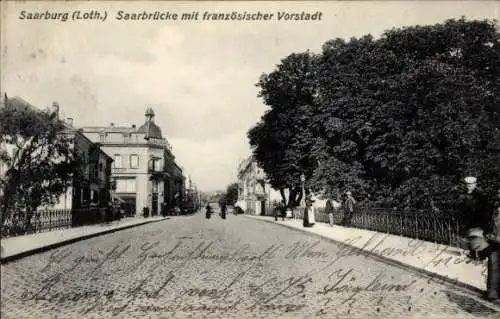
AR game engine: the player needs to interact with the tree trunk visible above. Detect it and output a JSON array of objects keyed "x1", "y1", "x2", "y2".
[
  {"x1": 289, "y1": 187, "x2": 304, "y2": 209},
  {"x1": 296, "y1": 188, "x2": 304, "y2": 206},
  {"x1": 0, "y1": 184, "x2": 13, "y2": 227},
  {"x1": 280, "y1": 188, "x2": 287, "y2": 206}
]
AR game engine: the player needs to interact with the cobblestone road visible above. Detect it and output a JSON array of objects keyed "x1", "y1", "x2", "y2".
[{"x1": 2, "y1": 213, "x2": 499, "y2": 319}]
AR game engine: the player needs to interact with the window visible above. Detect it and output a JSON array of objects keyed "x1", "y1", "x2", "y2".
[
  {"x1": 91, "y1": 190, "x2": 99, "y2": 204},
  {"x1": 116, "y1": 178, "x2": 136, "y2": 193},
  {"x1": 114, "y1": 155, "x2": 122, "y2": 168},
  {"x1": 130, "y1": 154, "x2": 139, "y2": 169},
  {"x1": 154, "y1": 159, "x2": 161, "y2": 171},
  {"x1": 152, "y1": 181, "x2": 158, "y2": 193}
]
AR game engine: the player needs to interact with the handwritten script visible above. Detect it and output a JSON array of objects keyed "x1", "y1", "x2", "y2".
[{"x1": 16, "y1": 237, "x2": 481, "y2": 316}]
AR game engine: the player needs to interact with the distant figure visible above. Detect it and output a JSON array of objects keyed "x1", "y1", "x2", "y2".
[
  {"x1": 461, "y1": 176, "x2": 489, "y2": 234},
  {"x1": 325, "y1": 197, "x2": 336, "y2": 227},
  {"x1": 280, "y1": 200, "x2": 287, "y2": 221},
  {"x1": 303, "y1": 194, "x2": 315, "y2": 228},
  {"x1": 205, "y1": 204, "x2": 212, "y2": 219},
  {"x1": 341, "y1": 191, "x2": 356, "y2": 226},
  {"x1": 221, "y1": 205, "x2": 227, "y2": 219}
]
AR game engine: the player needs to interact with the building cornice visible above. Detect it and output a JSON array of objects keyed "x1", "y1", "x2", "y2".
[{"x1": 99, "y1": 143, "x2": 169, "y2": 150}]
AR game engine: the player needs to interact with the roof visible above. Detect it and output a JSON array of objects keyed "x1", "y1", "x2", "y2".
[
  {"x1": 4, "y1": 96, "x2": 40, "y2": 112},
  {"x1": 80, "y1": 126, "x2": 137, "y2": 133},
  {"x1": 3, "y1": 95, "x2": 111, "y2": 159},
  {"x1": 137, "y1": 121, "x2": 162, "y2": 139}
]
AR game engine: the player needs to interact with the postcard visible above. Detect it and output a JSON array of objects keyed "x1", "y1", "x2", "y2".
[{"x1": 1, "y1": 1, "x2": 500, "y2": 318}]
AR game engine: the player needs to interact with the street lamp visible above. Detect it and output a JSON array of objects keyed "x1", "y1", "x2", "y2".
[{"x1": 300, "y1": 173, "x2": 306, "y2": 207}]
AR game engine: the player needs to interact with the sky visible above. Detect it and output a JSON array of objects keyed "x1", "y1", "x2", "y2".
[{"x1": 1, "y1": 1, "x2": 499, "y2": 192}]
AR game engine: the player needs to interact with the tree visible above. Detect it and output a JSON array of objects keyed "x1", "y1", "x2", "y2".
[
  {"x1": 311, "y1": 18, "x2": 500, "y2": 209},
  {"x1": 0, "y1": 96, "x2": 81, "y2": 229},
  {"x1": 217, "y1": 183, "x2": 239, "y2": 207},
  {"x1": 224, "y1": 183, "x2": 239, "y2": 206},
  {"x1": 248, "y1": 52, "x2": 319, "y2": 208},
  {"x1": 251, "y1": 18, "x2": 500, "y2": 211}
]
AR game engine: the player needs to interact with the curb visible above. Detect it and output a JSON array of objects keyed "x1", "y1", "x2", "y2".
[
  {"x1": 246, "y1": 215, "x2": 488, "y2": 297},
  {"x1": 0, "y1": 218, "x2": 169, "y2": 264}
]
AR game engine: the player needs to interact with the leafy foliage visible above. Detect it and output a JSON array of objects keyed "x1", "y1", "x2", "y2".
[
  {"x1": 248, "y1": 52, "x2": 319, "y2": 207},
  {"x1": 249, "y1": 18, "x2": 500, "y2": 211},
  {"x1": 0, "y1": 97, "x2": 81, "y2": 225},
  {"x1": 218, "y1": 183, "x2": 239, "y2": 207}
]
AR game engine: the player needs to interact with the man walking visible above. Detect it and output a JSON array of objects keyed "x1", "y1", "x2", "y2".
[
  {"x1": 461, "y1": 176, "x2": 496, "y2": 300},
  {"x1": 461, "y1": 176, "x2": 489, "y2": 232},
  {"x1": 325, "y1": 197, "x2": 336, "y2": 227},
  {"x1": 341, "y1": 191, "x2": 356, "y2": 226}
]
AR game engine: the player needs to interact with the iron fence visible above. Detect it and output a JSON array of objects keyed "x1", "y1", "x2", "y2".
[
  {"x1": 1, "y1": 207, "x2": 112, "y2": 238},
  {"x1": 266, "y1": 206, "x2": 463, "y2": 248}
]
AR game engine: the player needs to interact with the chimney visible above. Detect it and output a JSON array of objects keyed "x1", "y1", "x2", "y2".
[
  {"x1": 110, "y1": 122, "x2": 114, "y2": 127},
  {"x1": 66, "y1": 118, "x2": 73, "y2": 126},
  {"x1": 132, "y1": 124, "x2": 136, "y2": 129}
]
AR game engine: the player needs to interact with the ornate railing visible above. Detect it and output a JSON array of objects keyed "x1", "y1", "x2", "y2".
[
  {"x1": 1, "y1": 207, "x2": 114, "y2": 238},
  {"x1": 266, "y1": 206, "x2": 463, "y2": 248},
  {"x1": 1, "y1": 209, "x2": 72, "y2": 238}
]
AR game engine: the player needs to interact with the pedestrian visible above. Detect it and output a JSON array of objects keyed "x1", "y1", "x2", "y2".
[
  {"x1": 325, "y1": 197, "x2": 335, "y2": 227},
  {"x1": 280, "y1": 199, "x2": 287, "y2": 221},
  {"x1": 221, "y1": 204, "x2": 227, "y2": 219},
  {"x1": 461, "y1": 176, "x2": 489, "y2": 232},
  {"x1": 484, "y1": 189, "x2": 500, "y2": 300},
  {"x1": 303, "y1": 193, "x2": 315, "y2": 228},
  {"x1": 460, "y1": 176, "x2": 495, "y2": 300},
  {"x1": 341, "y1": 191, "x2": 356, "y2": 226},
  {"x1": 205, "y1": 203, "x2": 212, "y2": 219}
]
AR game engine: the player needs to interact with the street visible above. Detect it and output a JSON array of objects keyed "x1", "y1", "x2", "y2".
[{"x1": 1, "y1": 213, "x2": 498, "y2": 319}]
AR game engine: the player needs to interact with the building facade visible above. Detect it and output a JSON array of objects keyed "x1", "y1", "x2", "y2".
[
  {"x1": 80, "y1": 108, "x2": 185, "y2": 217},
  {"x1": 0, "y1": 96, "x2": 114, "y2": 226},
  {"x1": 236, "y1": 156, "x2": 281, "y2": 215}
]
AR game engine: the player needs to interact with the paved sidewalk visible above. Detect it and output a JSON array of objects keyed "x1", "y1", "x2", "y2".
[
  {"x1": 247, "y1": 215, "x2": 488, "y2": 293},
  {"x1": 0, "y1": 216, "x2": 168, "y2": 263}
]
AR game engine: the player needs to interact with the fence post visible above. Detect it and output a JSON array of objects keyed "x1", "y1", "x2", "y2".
[
  {"x1": 415, "y1": 214, "x2": 418, "y2": 240},
  {"x1": 399, "y1": 213, "x2": 403, "y2": 238}
]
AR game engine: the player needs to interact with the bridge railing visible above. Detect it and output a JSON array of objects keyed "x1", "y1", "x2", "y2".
[
  {"x1": 0, "y1": 207, "x2": 116, "y2": 238},
  {"x1": 266, "y1": 206, "x2": 463, "y2": 248}
]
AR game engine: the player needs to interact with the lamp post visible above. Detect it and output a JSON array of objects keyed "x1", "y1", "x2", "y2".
[
  {"x1": 294, "y1": 173, "x2": 305, "y2": 220},
  {"x1": 300, "y1": 173, "x2": 306, "y2": 206}
]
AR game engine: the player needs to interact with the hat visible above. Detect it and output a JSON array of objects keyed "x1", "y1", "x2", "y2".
[
  {"x1": 464, "y1": 176, "x2": 477, "y2": 184},
  {"x1": 346, "y1": 191, "x2": 352, "y2": 195},
  {"x1": 467, "y1": 228, "x2": 484, "y2": 238},
  {"x1": 467, "y1": 228, "x2": 489, "y2": 251}
]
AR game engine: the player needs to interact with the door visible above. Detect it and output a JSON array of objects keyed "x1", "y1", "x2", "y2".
[{"x1": 152, "y1": 193, "x2": 158, "y2": 216}]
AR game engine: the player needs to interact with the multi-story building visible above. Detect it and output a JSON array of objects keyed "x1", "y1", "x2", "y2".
[
  {"x1": 236, "y1": 156, "x2": 281, "y2": 215},
  {"x1": 80, "y1": 107, "x2": 185, "y2": 217},
  {"x1": 0, "y1": 96, "x2": 114, "y2": 226}
]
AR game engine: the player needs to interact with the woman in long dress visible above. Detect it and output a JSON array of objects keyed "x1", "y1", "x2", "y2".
[{"x1": 303, "y1": 194, "x2": 315, "y2": 228}]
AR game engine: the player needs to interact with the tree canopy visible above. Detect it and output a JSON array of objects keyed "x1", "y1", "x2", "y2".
[
  {"x1": 248, "y1": 52, "x2": 319, "y2": 207},
  {"x1": 0, "y1": 97, "x2": 81, "y2": 225},
  {"x1": 218, "y1": 183, "x2": 239, "y2": 207},
  {"x1": 249, "y1": 18, "x2": 500, "y2": 211}
]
